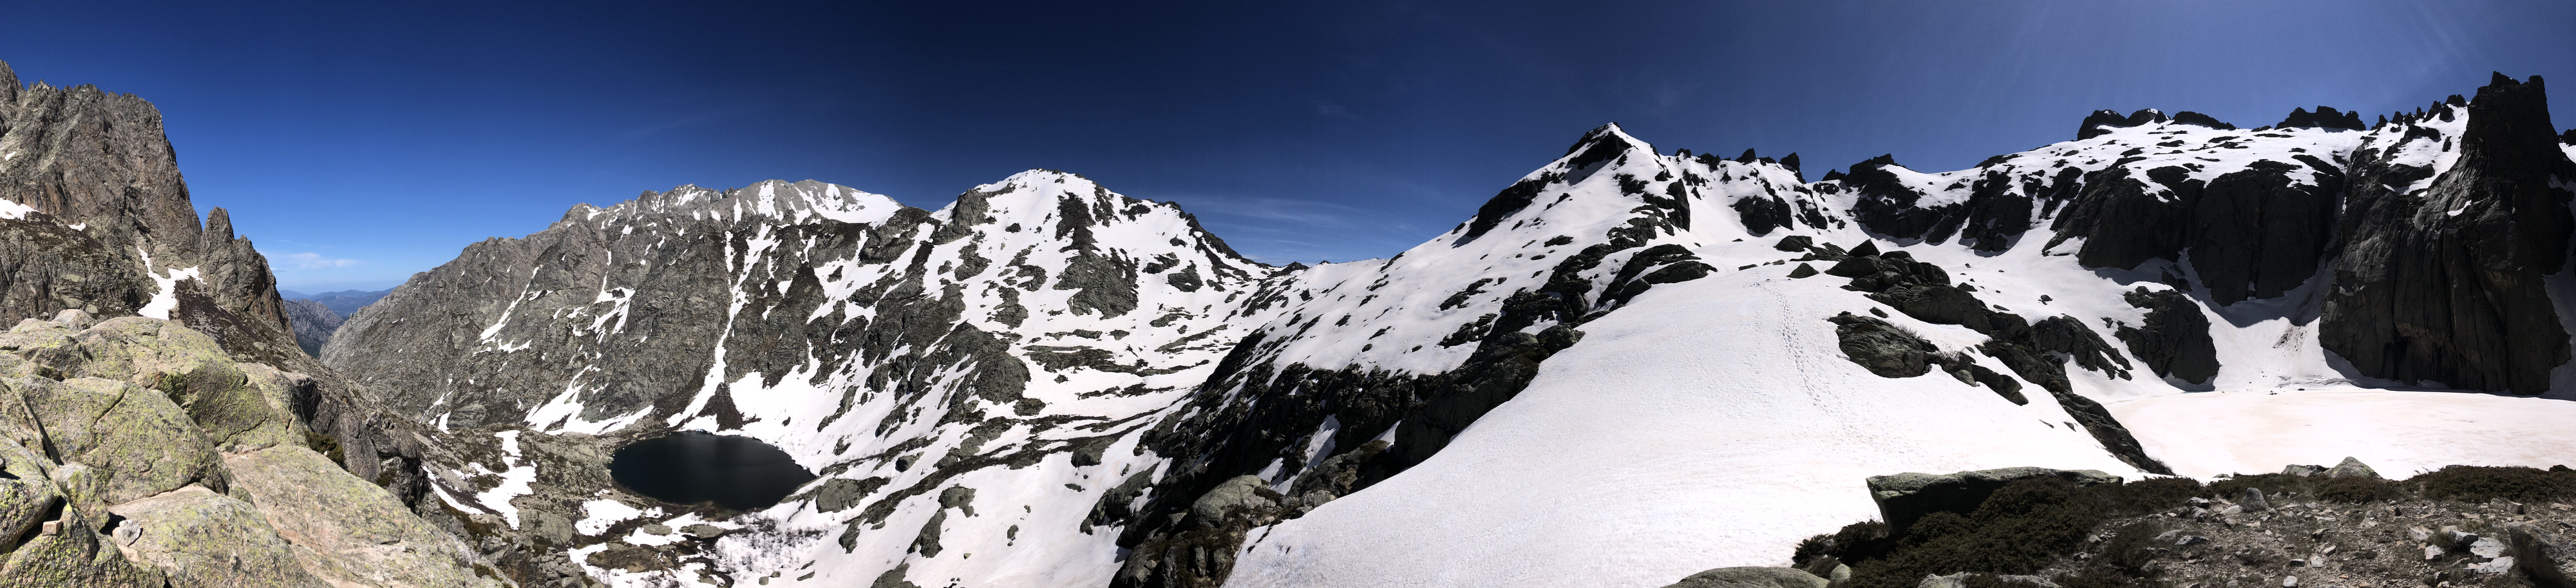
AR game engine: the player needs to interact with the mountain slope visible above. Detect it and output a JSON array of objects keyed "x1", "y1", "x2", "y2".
[{"x1": 321, "y1": 73, "x2": 2576, "y2": 588}]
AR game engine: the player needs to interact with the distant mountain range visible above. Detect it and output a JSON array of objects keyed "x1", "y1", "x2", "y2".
[
  {"x1": 277, "y1": 288, "x2": 390, "y2": 357},
  {"x1": 279, "y1": 288, "x2": 393, "y2": 317}
]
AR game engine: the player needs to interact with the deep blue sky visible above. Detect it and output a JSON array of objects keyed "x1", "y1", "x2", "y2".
[{"x1": 5, "y1": 1, "x2": 2571, "y2": 292}]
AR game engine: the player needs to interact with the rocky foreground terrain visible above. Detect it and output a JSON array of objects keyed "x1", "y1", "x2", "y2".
[
  {"x1": 8, "y1": 54, "x2": 2576, "y2": 588},
  {"x1": 1738, "y1": 460, "x2": 2576, "y2": 588}
]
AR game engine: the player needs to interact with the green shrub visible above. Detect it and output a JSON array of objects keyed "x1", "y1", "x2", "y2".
[
  {"x1": 1843, "y1": 479, "x2": 2108, "y2": 588},
  {"x1": 2410, "y1": 465, "x2": 2576, "y2": 503},
  {"x1": 2203, "y1": 473, "x2": 2315, "y2": 502},
  {"x1": 1792, "y1": 533, "x2": 1835, "y2": 565},
  {"x1": 2314, "y1": 475, "x2": 2406, "y2": 503},
  {"x1": 1825, "y1": 519, "x2": 1895, "y2": 564},
  {"x1": 2093, "y1": 520, "x2": 2164, "y2": 574},
  {"x1": 2096, "y1": 477, "x2": 2202, "y2": 515}
]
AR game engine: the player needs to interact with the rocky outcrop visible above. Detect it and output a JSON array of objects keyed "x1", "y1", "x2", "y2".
[
  {"x1": 0, "y1": 59, "x2": 289, "y2": 348},
  {"x1": 1865, "y1": 467, "x2": 2121, "y2": 533},
  {"x1": 1828, "y1": 312, "x2": 1937, "y2": 378},
  {"x1": 283, "y1": 298, "x2": 341, "y2": 357},
  {"x1": 2076, "y1": 108, "x2": 2170, "y2": 140},
  {"x1": 0, "y1": 314, "x2": 498, "y2": 587},
  {"x1": 2114, "y1": 287, "x2": 2220, "y2": 384},
  {"x1": 2049, "y1": 160, "x2": 2342, "y2": 305},
  {"x1": 1823, "y1": 245, "x2": 2170, "y2": 475},
  {"x1": 2322, "y1": 73, "x2": 2576, "y2": 394},
  {"x1": 2276, "y1": 106, "x2": 2365, "y2": 129}
]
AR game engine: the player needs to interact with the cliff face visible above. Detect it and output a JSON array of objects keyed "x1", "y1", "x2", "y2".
[
  {"x1": 283, "y1": 298, "x2": 343, "y2": 357},
  {"x1": 0, "y1": 59, "x2": 494, "y2": 587},
  {"x1": 2320, "y1": 74, "x2": 2576, "y2": 394},
  {"x1": 0, "y1": 61, "x2": 287, "y2": 345}
]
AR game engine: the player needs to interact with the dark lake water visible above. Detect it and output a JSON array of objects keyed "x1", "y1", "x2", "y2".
[{"x1": 609, "y1": 431, "x2": 817, "y2": 511}]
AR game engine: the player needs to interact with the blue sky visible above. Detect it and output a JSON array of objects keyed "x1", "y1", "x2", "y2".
[{"x1": 4, "y1": 1, "x2": 2571, "y2": 292}]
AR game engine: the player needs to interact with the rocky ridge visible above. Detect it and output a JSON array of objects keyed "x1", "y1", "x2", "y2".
[
  {"x1": 0, "y1": 312, "x2": 499, "y2": 587},
  {"x1": 308, "y1": 72, "x2": 2576, "y2": 588}
]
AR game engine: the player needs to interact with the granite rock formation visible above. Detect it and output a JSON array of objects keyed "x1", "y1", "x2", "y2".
[
  {"x1": 283, "y1": 298, "x2": 343, "y2": 357},
  {"x1": 2322, "y1": 73, "x2": 2576, "y2": 394}
]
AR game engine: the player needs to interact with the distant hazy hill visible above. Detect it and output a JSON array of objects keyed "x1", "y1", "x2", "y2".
[{"x1": 280, "y1": 288, "x2": 393, "y2": 317}]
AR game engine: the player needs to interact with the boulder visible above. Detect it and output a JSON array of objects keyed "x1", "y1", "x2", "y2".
[
  {"x1": 1866, "y1": 468, "x2": 2121, "y2": 533},
  {"x1": 2325, "y1": 457, "x2": 2380, "y2": 479},
  {"x1": 1918, "y1": 571, "x2": 1970, "y2": 588},
  {"x1": 1658, "y1": 566, "x2": 1830, "y2": 588},
  {"x1": 2240, "y1": 488, "x2": 2271, "y2": 511},
  {"x1": 2503, "y1": 524, "x2": 2575, "y2": 587}
]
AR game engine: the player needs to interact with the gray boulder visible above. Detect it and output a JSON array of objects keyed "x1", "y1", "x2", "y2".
[
  {"x1": 1828, "y1": 312, "x2": 1937, "y2": 378},
  {"x1": 2239, "y1": 487, "x2": 2271, "y2": 511},
  {"x1": 2324, "y1": 457, "x2": 2380, "y2": 479},
  {"x1": 1658, "y1": 566, "x2": 1829, "y2": 588}
]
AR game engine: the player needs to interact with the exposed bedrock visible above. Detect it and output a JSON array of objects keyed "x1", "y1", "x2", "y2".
[
  {"x1": 2322, "y1": 73, "x2": 2576, "y2": 394},
  {"x1": 283, "y1": 298, "x2": 342, "y2": 357},
  {"x1": 1842, "y1": 156, "x2": 2044, "y2": 252},
  {"x1": 0, "y1": 61, "x2": 287, "y2": 337},
  {"x1": 2114, "y1": 287, "x2": 2221, "y2": 385},
  {"x1": 1826, "y1": 245, "x2": 2171, "y2": 475},
  {"x1": 2048, "y1": 159, "x2": 2343, "y2": 305}
]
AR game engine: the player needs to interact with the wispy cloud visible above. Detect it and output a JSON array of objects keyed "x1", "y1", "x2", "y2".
[{"x1": 282, "y1": 252, "x2": 364, "y2": 269}]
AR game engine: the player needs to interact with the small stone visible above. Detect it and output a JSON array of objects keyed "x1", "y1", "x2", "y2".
[
  {"x1": 39, "y1": 520, "x2": 59, "y2": 536},
  {"x1": 2177, "y1": 535, "x2": 2210, "y2": 546},
  {"x1": 2468, "y1": 556, "x2": 2515, "y2": 574},
  {"x1": 2425, "y1": 544, "x2": 2445, "y2": 561},
  {"x1": 2409, "y1": 526, "x2": 2433, "y2": 542},
  {"x1": 2282, "y1": 576, "x2": 2297, "y2": 587},
  {"x1": 2468, "y1": 537, "x2": 2505, "y2": 559}
]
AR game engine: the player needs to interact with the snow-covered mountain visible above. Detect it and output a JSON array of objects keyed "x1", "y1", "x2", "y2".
[{"x1": 323, "y1": 72, "x2": 2576, "y2": 588}]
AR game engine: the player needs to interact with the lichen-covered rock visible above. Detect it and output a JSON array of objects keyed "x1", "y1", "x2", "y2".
[
  {"x1": 2324, "y1": 457, "x2": 2380, "y2": 479},
  {"x1": 106, "y1": 484, "x2": 331, "y2": 588},
  {"x1": 1658, "y1": 566, "x2": 1830, "y2": 588},
  {"x1": 4, "y1": 317, "x2": 305, "y2": 453},
  {"x1": 223, "y1": 444, "x2": 500, "y2": 587},
  {"x1": 12, "y1": 375, "x2": 226, "y2": 504}
]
